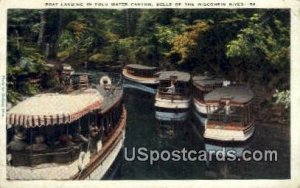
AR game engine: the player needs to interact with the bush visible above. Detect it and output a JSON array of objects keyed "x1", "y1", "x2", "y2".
[
  {"x1": 273, "y1": 89, "x2": 290, "y2": 109},
  {"x1": 7, "y1": 88, "x2": 22, "y2": 104},
  {"x1": 57, "y1": 50, "x2": 70, "y2": 61},
  {"x1": 88, "y1": 53, "x2": 113, "y2": 64},
  {"x1": 22, "y1": 82, "x2": 40, "y2": 96}
]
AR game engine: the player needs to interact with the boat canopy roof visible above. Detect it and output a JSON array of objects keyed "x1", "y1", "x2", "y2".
[
  {"x1": 193, "y1": 75, "x2": 224, "y2": 87},
  {"x1": 157, "y1": 71, "x2": 191, "y2": 82},
  {"x1": 7, "y1": 89, "x2": 103, "y2": 128},
  {"x1": 126, "y1": 64, "x2": 158, "y2": 71},
  {"x1": 204, "y1": 85, "x2": 254, "y2": 104}
]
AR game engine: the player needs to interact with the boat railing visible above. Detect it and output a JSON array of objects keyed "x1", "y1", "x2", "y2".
[
  {"x1": 8, "y1": 143, "x2": 83, "y2": 167},
  {"x1": 71, "y1": 72, "x2": 123, "y2": 91},
  {"x1": 89, "y1": 72, "x2": 123, "y2": 88},
  {"x1": 158, "y1": 87, "x2": 189, "y2": 100}
]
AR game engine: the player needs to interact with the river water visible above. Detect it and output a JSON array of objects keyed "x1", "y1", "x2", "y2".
[{"x1": 115, "y1": 88, "x2": 290, "y2": 179}]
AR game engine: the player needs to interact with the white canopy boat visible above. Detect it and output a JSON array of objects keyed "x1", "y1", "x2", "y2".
[{"x1": 6, "y1": 73, "x2": 127, "y2": 180}]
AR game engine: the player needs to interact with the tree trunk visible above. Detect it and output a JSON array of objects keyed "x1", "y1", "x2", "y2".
[
  {"x1": 48, "y1": 10, "x2": 63, "y2": 59},
  {"x1": 125, "y1": 10, "x2": 130, "y2": 36},
  {"x1": 37, "y1": 10, "x2": 46, "y2": 49},
  {"x1": 54, "y1": 10, "x2": 63, "y2": 59},
  {"x1": 15, "y1": 30, "x2": 20, "y2": 51}
]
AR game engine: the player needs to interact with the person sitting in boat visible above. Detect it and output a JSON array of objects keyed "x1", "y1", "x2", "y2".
[
  {"x1": 73, "y1": 125, "x2": 89, "y2": 144},
  {"x1": 58, "y1": 134, "x2": 74, "y2": 146},
  {"x1": 166, "y1": 80, "x2": 176, "y2": 94},
  {"x1": 7, "y1": 128, "x2": 28, "y2": 151},
  {"x1": 30, "y1": 135, "x2": 49, "y2": 151}
]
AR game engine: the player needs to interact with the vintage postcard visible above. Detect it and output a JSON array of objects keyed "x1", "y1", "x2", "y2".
[{"x1": 0, "y1": 0, "x2": 299, "y2": 187}]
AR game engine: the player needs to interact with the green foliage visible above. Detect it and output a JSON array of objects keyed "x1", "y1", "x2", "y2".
[
  {"x1": 22, "y1": 82, "x2": 40, "y2": 96},
  {"x1": 226, "y1": 12, "x2": 289, "y2": 67},
  {"x1": 225, "y1": 10, "x2": 290, "y2": 90},
  {"x1": 57, "y1": 50, "x2": 70, "y2": 61},
  {"x1": 89, "y1": 53, "x2": 113, "y2": 64},
  {"x1": 117, "y1": 37, "x2": 137, "y2": 63},
  {"x1": 59, "y1": 30, "x2": 76, "y2": 52},
  {"x1": 58, "y1": 20, "x2": 96, "y2": 59},
  {"x1": 168, "y1": 20, "x2": 210, "y2": 66},
  {"x1": 7, "y1": 9, "x2": 290, "y2": 107},
  {"x1": 7, "y1": 10, "x2": 58, "y2": 102},
  {"x1": 7, "y1": 88, "x2": 22, "y2": 104},
  {"x1": 273, "y1": 90, "x2": 290, "y2": 109}
]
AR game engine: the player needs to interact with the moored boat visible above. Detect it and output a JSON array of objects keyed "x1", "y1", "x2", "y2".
[
  {"x1": 192, "y1": 75, "x2": 226, "y2": 125},
  {"x1": 6, "y1": 72, "x2": 126, "y2": 180},
  {"x1": 203, "y1": 85, "x2": 255, "y2": 142},
  {"x1": 154, "y1": 71, "x2": 191, "y2": 121},
  {"x1": 122, "y1": 64, "x2": 159, "y2": 88}
]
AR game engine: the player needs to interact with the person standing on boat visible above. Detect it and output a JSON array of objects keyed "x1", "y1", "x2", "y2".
[
  {"x1": 74, "y1": 125, "x2": 89, "y2": 144},
  {"x1": 166, "y1": 79, "x2": 176, "y2": 94},
  {"x1": 89, "y1": 123, "x2": 101, "y2": 154},
  {"x1": 224, "y1": 101, "x2": 231, "y2": 123}
]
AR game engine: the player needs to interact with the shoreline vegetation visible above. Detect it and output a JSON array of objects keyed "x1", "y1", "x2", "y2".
[{"x1": 7, "y1": 9, "x2": 290, "y2": 124}]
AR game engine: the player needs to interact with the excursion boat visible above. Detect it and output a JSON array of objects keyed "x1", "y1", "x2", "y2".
[
  {"x1": 6, "y1": 72, "x2": 126, "y2": 180},
  {"x1": 122, "y1": 64, "x2": 159, "y2": 94},
  {"x1": 192, "y1": 75, "x2": 226, "y2": 126},
  {"x1": 203, "y1": 85, "x2": 255, "y2": 142},
  {"x1": 154, "y1": 71, "x2": 191, "y2": 121}
]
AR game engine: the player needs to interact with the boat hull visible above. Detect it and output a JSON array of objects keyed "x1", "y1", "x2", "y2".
[
  {"x1": 86, "y1": 131, "x2": 125, "y2": 180},
  {"x1": 193, "y1": 110, "x2": 207, "y2": 126},
  {"x1": 123, "y1": 79, "x2": 156, "y2": 94},
  {"x1": 204, "y1": 123, "x2": 255, "y2": 142},
  {"x1": 155, "y1": 110, "x2": 189, "y2": 121},
  {"x1": 193, "y1": 98, "x2": 219, "y2": 115},
  {"x1": 122, "y1": 69, "x2": 158, "y2": 85},
  {"x1": 155, "y1": 96, "x2": 191, "y2": 109},
  {"x1": 190, "y1": 123, "x2": 253, "y2": 157},
  {"x1": 73, "y1": 107, "x2": 127, "y2": 180}
]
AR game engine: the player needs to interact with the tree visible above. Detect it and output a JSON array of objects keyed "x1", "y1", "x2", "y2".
[
  {"x1": 226, "y1": 10, "x2": 290, "y2": 96},
  {"x1": 37, "y1": 10, "x2": 46, "y2": 49},
  {"x1": 168, "y1": 20, "x2": 211, "y2": 70}
]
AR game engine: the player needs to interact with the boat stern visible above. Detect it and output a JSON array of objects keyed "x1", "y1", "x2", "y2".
[{"x1": 204, "y1": 124, "x2": 255, "y2": 142}]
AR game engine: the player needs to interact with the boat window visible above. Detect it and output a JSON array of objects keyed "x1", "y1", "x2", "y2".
[
  {"x1": 6, "y1": 112, "x2": 104, "y2": 167},
  {"x1": 159, "y1": 81, "x2": 189, "y2": 96},
  {"x1": 7, "y1": 123, "x2": 85, "y2": 166},
  {"x1": 208, "y1": 105, "x2": 244, "y2": 125}
]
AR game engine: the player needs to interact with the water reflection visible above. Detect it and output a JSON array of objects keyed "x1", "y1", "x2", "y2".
[{"x1": 120, "y1": 88, "x2": 205, "y2": 179}]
